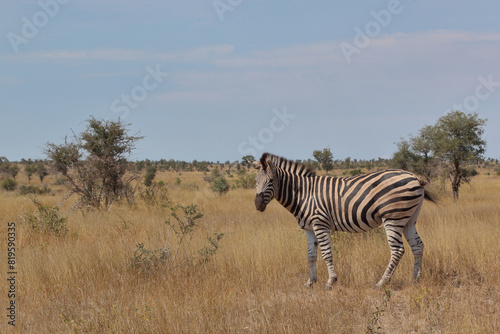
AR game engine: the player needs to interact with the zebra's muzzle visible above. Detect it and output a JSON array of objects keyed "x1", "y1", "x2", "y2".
[{"x1": 255, "y1": 193, "x2": 267, "y2": 212}]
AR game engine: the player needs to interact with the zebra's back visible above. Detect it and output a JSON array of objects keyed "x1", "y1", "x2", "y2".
[{"x1": 313, "y1": 169, "x2": 424, "y2": 233}]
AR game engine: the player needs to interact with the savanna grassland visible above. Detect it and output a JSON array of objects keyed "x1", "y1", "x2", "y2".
[{"x1": 1, "y1": 169, "x2": 499, "y2": 333}]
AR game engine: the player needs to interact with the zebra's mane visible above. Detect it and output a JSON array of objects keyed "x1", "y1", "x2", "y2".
[{"x1": 261, "y1": 153, "x2": 317, "y2": 177}]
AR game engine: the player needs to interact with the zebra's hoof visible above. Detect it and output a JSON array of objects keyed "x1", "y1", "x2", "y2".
[
  {"x1": 375, "y1": 277, "x2": 389, "y2": 290},
  {"x1": 304, "y1": 278, "x2": 316, "y2": 288},
  {"x1": 325, "y1": 277, "x2": 337, "y2": 289}
]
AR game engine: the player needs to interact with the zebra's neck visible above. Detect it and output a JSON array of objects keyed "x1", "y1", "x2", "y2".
[
  {"x1": 264, "y1": 153, "x2": 317, "y2": 216},
  {"x1": 275, "y1": 168, "x2": 315, "y2": 216}
]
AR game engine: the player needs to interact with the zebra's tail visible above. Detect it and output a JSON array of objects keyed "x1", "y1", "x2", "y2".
[
  {"x1": 424, "y1": 190, "x2": 438, "y2": 204},
  {"x1": 418, "y1": 178, "x2": 438, "y2": 204}
]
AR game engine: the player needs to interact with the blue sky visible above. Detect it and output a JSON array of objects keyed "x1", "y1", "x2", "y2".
[{"x1": 1, "y1": 0, "x2": 499, "y2": 162}]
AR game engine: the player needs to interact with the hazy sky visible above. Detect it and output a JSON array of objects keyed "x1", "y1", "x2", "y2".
[{"x1": 1, "y1": 0, "x2": 499, "y2": 162}]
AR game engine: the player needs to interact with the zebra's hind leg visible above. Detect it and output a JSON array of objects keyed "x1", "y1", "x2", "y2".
[
  {"x1": 304, "y1": 229, "x2": 318, "y2": 288},
  {"x1": 403, "y1": 220, "x2": 424, "y2": 282},
  {"x1": 375, "y1": 220, "x2": 406, "y2": 289},
  {"x1": 313, "y1": 225, "x2": 337, "y2": 290}
]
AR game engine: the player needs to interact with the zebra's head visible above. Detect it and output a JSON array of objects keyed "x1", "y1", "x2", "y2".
[{"x1": 253, "y1": 153, "x2": 277, "y2": 212}]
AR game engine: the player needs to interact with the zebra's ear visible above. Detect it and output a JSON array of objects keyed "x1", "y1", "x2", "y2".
[
  {"x1": 252, "y1": 161, "x2": 262, "y2": 170},
  {"x1": 260, "y1": 153, "x2": 268, "y2": 167},
  {"x1": 266, "y1": 156, "x2": 275, "y2": 171}
]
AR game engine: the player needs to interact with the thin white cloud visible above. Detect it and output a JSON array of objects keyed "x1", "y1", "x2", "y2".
[
  {"x1": 211, "y1": 30, "x2": 500, "y2": 71},
  {"x1": 149, "y1": 29, "x2": 500, "y2": 117},
  {"x1": 2, "y1": 44, "x2": 235, "y2": 63},
  {"x1": 210, "y1": 42, "x2": 343, "y2": 69},
  {"x1": 5, "y1": 29, "x2": 499, "y2": 71},
  {"x1": 161, "y1": 44, "x2": 234, "y2": 62}
]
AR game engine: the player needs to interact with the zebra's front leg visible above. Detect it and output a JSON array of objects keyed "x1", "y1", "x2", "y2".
[
  {"x1": 313, "y1": 225, "x2": 337, "y2": 290},
  {"x1": 304, "y1": 229, "x2": 318, "y2": 288}
]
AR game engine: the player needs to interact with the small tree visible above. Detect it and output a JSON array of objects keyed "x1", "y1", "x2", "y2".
[
  {"x1": 45, "y1": 117, "x2": 143, "y2": 209},
  {"x1": 342, "y1": 157, "x2": 351, "y2": 170},
  {"x1": 392, "y1": 138, "x2": 420, "y2": 171},
  {"x1": 36, "y1": 162, "x2": 48, "y2": 183},
  {"x1": 241, "y1": 155, "x2": 256, "y2": 169},
  {"x1": 410, "y1": 125, "x2": 438, "y2": 181},
  {"x1": 8, "y1": 165, "x2": 19, "y2": 180},
  {"x1": 431, "y1": 111, "x2": 487, "y2": 200},
  {"x1": 313, "y1": 147, "x2": 334, "y2": 175},
  {"x1": 392, "y1": 111, "x2": 486, "y2": 200},
  {"x1": 144, "y1": 165, "x2": 157, "y2": 187},
  {"x1": 25, "y1": 163, "x2": 37, "y2": 184}
]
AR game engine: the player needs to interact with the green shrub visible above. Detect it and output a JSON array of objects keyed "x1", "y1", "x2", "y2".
[
  {"x1": 139, "y1": 182, "x2": 168, "y2": 206},
  {"x1": 203, "y1": 167, "x2": 230, "y2": 195},
  {"x1": 53, "y1": 177, "x2": 67, "y2": 185},
  {"x1": 129, "y1": 243, "x2": 170, "y2": 273},
  {"x1": 144, "y1": 165, "x2": 157, "y2": 187},
  {"x1": 198, "y1": 232, "x2": 225, "y2": 264},
  {"x1": 212, "y1": 177, "x2": 230, "y2": 195},
  {"x1": 130, "y1": 203, "x2": 224, "y2": 273},
  {"x1": 19, "y1": 185, "x2": 51, "y2": 195},
  {"x1": 166, "y1": 203, "x2": 205, "y2": 238},
  {"x1": 203, "y1": 167, "x2": 222, "y2": 184},
  {"x1": 349, "y1": 168, "x2": 364, "y2": 176},
  {"x1": 21, "y1": 198, "x2": 68, "y2": 236},
  {"x1": 1, "y1": 177, "x2": 17, "y2": 191},
  {"x1": 166, "y1": 203, "x2": 224, "y2": 266},
  {"x1": 234, "y1": 169, "x2": 256, "y2": 189}
]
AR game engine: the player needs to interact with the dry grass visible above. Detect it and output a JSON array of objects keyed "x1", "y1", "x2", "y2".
[{"x1": 1, "y1": 172, "x2": 499, "y2": 333}]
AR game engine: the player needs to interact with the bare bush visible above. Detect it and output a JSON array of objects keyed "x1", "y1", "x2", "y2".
[{"x1": 45, "y1": 117, "x2": 143, "y2": 209}]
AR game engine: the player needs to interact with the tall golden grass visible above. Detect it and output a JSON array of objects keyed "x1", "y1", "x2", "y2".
[{"x1": 1, "y1": 171, "x2": 499, "y2": 333}]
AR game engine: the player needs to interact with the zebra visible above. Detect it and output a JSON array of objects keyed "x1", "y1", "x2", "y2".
[{"x1": 253, "y1": 153, "x2": 436, "y2": 290}]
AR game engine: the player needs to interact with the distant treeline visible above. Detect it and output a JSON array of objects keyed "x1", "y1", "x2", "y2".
[
  {"x1": 131, "y1": 157, "x2": 499, "y2": 174},
  {"x1": 2, "y1": 156, "x2": 499, "y2": 176},
  {"x1": 131, "y1": 157, "x2": 399, "y2": 174}
]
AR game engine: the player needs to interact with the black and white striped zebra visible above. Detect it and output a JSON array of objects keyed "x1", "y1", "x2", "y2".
[{"x1": 253, "y1": 153, "x2": 436, "y2": 289}]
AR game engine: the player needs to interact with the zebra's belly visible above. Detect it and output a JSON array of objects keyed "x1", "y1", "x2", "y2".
[
  {"x1": 331, "y1": 215, "x2": 382, "y2": 233},
  {"x1": 297, "y1": 210, "x2": 382, "y2": 233}
]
